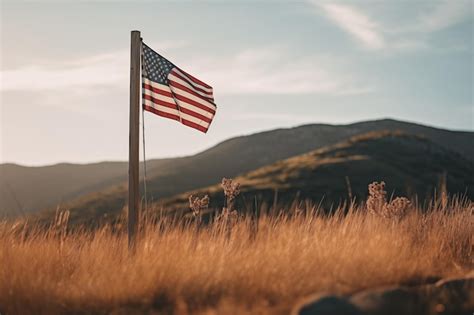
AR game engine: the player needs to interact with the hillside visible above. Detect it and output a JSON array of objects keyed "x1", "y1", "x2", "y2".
[
  {"x1": 0, "y1": 162, "x2": 127, "y2": 217},
  {"x1": 0, "y1": 159, "x2": 177, "y2": 217},
  {"x1": 160, "y1": 131, "x2": 474, "y2": 216},
  {"x1": 2, "y1": 119, "x2": 473, "y2": 217},
  {"x1": 40, "y1": 130, "x2": 474, "y2": 225}
]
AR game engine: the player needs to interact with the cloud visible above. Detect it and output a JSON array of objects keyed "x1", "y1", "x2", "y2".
[
  {"x1": 418, "y1": 1, "x2": 472, "y2": 32},
  {"x1": 169, "y1": 47, "x2": 373, "y2": 96},
  {"x1": 319, "y1": 3, "x2": 385, "y2": 50},
  {"x1": 1, "y1": 53, "x2": 127, "y2": 91},
  {"x1": 0, "y1": 40, "x2": 186, "y2": 92},
  {"x1": 1, "y1": 46, "x2": 372, "y2": 97},
  {"x1": 315, "y1": 1, "x2": 472, "y2": 53}
]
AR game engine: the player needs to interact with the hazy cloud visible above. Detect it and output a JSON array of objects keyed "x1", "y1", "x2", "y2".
[
  {"x1": 191, "y1": 48, "x2": 372, "y2": 95},
  {"x1": 1, "y1": 53, "x2": 127, "y2": 91},
  {"x1": 417, "y1": 1, "x2": 472, "y2": 32},
  {"x1": 0, "y1": 40, "x2": 187, "y2": 92},
  {"x1": 315, "y1": 0, "x2": 472, "y2": 53},
  {"x1": 319, "y1": 3, "x2": 385, "y2": 50},
  {"x1": 1, "y1": 45, "x2": 372, "y2": 97}
]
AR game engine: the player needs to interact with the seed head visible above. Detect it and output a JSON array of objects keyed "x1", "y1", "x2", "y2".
[
  {"x1": 221, "y1": 178, "x2": 241, "y2": 203},
  {"x1": 189, "y1": 195, "x2": 210, "y2": 217},
  {"x1": 367, "y1": 181, "x2": 387, "y2": 215},
  {"x1": 383, "y1": 197, "x2": 411, "y2": 220},
  {"x1": 367, "y1": 181, "x2": 410, "y2": 220}
]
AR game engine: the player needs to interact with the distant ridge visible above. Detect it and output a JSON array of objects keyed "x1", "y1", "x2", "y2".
[
  {"x1": 158, "y1": 130, "x2": 474, "y2": 217},
  {"x1": 1, "y1": 119, "x2": 473, "y2": 218}
]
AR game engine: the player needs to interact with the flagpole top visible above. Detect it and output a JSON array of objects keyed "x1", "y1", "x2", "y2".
[{"x1": 131, "y1": 31, "x2": 141, "y2": 44}]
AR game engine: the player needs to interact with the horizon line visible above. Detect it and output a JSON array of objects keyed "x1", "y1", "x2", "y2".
[{"x1": 1, "y1": 116, "x2": 472, "y2": 168}]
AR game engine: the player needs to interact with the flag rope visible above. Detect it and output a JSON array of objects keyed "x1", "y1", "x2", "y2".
[
  {"x1": 142, "y1": 99, "x2": 148, "y2": 211},
  {"x1": 140, "y1": 40, "x2": 148, "y2": 211}
]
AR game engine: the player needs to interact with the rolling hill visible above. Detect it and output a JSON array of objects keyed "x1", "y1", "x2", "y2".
[
  {"x1": 0, "y1": 162, "x2": 127, "y2": 217},
  {"x1": 2, "y1": 119, "x2": 473, "y2": 218},
  {"x1": 38, "y1": 130, "x2": 474, "y2": 226},
  {"x1": 160, "y1": 130, "x2": 474, "y2": 216}
]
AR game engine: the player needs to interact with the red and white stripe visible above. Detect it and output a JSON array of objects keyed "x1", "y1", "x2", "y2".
[{"x1": 142, "y1": 68, "x2": 216, "y2": 133}]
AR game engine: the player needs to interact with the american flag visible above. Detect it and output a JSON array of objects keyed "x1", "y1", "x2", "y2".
[{"x1": 141, "y1": 43, "x2": 216, "y2": 133}]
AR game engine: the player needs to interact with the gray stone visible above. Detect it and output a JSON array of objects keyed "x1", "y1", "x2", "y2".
[
  {"x1": 420, "y1": 277, "x2": 474, "y2": 315},
  {"x1": 293, "y1": 277, "x2": 474, "y2": 315},
  {"x1": 350, "y1": 286, "x2": 421, "y2": 315},
  {"x1": 293, "y1": 294, "x2": 362, "y2": 315},
  {"x1": 435, "y1": 277, "x2": 473, "y2": 293}
]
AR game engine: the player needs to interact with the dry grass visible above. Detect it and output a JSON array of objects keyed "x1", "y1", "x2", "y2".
[{"x1": 0, "y1": 191, "x2": 472, "y2": 314}]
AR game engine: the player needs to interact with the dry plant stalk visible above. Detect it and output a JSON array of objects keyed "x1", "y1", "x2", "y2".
[
  {"x1": 188, "y1": 195, "x2": 210, "y2": 218},
  {"x1": 221, "y1": 177, "x2": 240, "y2": 207},
  {"x1": 438, "y1": 172, "x2": 448, "y2": 209},
  {"x1": 367, "y1": 181, "x2": 411, "y2": 220},
  {"x1": 367, "y1": 181, "x2": 388, "y2": 215},
  {"x1": 217, "y1": 178, "x2": 241, "y2": 227},
  {"x1": 0, "y1": 183, "x2": 472, "y2": 315},
  {"x1": 53, "y1": 209, "x2": 70, "y2": 242},
  {"x1": 215, "y1": 207, "x2": 239, "y2": 225}
]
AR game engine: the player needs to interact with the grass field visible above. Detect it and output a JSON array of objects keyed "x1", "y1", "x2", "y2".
[{"x1": 0, "y1": 183, "x2": 472, "y2": 315}]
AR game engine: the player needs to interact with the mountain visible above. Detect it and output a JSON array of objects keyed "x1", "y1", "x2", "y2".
[
  {"x1": 0, "y1": 159, "x2": 176, "y2": 217},
  {"x1": 160, "y1": 131, "x2": 474, "y2": 216},
  {"x1": 0, "y1": 162, "x2": 126, "y2": 217},
  {"x1": 37, "y1": 130, "x2": 474, "y2": 226},
  {"x1": 2, "y1": 119, "x2": 473, "y2": 218}
]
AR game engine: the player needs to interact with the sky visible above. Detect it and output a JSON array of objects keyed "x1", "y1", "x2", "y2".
[{"x1": 0, "y1": 0, "x2": 473, "y2": 166}]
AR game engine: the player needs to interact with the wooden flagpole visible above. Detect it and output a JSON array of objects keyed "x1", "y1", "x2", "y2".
[{"x1": 128, "y1": 30, "x2": 141, "y2": 248}]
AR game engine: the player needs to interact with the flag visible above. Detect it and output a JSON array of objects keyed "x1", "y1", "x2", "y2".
[{"x1": 141, "y1": 42, "x2": 217, "y2": 133}]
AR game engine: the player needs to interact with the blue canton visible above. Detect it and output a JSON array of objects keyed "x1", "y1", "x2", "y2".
[{"x1": 142, "y1": 43, "x2": 175, "y2": 85}]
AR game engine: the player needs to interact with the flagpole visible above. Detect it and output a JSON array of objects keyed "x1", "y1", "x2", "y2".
[{"x1": 128, "y1": 30, "x2": 141, "y2": 248}]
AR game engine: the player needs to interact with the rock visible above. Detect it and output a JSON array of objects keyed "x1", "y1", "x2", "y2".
[
  {"x1": 349, "y1": 278, "x2": 474, "y2": 315},
  {"x1": 292, "y1": 294, "x2": 362, "y2": 315},
  {"x1": 350, "y1": 286, "x2": 421, "y2": 315},
  {"x1": 420, "y1": 277, "x2": 474, "y2": 315},
  {"x1": 293, "y1": 277, "x2": 474, "y2": 315},
  {"x1": 435, "y1": 277, "x2": 473, "y2": 296}
]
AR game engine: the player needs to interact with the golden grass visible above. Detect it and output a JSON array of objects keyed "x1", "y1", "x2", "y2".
[{"x1": 0, "y1": 198, "x2": 472, "y2": 315}]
